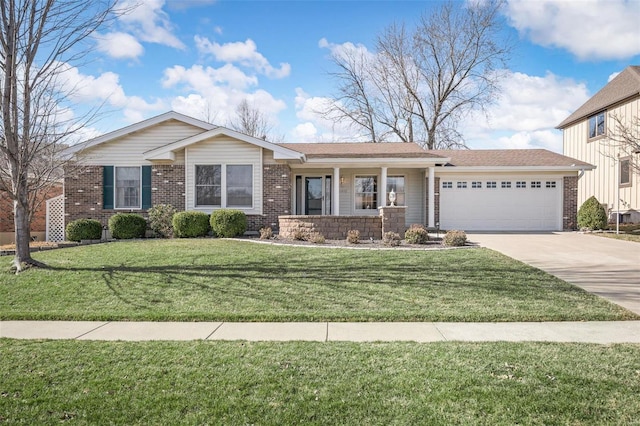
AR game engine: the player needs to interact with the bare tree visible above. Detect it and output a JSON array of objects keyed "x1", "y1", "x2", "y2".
[
  {"x1": 0, "y1": 0, "x2": 121, "y2": 271},
  {"x1": 604, "y1": 113, "x2": 640, "y2": 172},
  {"x1": 228, "y1": 99, "x2": 282, "y2": 141},
  {"x1": 322, "y1": 0, "x2": 510, "y2": 149}
]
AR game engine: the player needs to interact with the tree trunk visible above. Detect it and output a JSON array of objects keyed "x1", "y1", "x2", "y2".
[{"x1": 12, "y1": 177, "x2": 43, "y2": 271}]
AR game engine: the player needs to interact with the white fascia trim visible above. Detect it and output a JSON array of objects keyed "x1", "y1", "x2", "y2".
[
  {"x1": 298, "y1": 157, "x2": 450, "y2": 167},
  {"x1": 435, "y1": 165, "x2": 596, "y2": 173},
  {"x1": 144, "y1": 127, "x2": 305, "y2": 161},
  {"x1": 65, "y1": 111, "x2": 216, "y2": 155}
]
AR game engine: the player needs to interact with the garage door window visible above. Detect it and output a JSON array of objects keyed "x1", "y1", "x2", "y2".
[
  {"x1": 457, "y1": 182, "x2": 467, "y2": 189},
  {"x1": 472, "y1": 181, "x2": 482, "y2": 188},
  {"x1": 516, "y1": 181, "x2": 526, "y2": 188},
  {"x1": 487, "y1": 181, "x2": 496, "y2": 188},
  {"x1": 442, "y1": 181, "x2": 452, "y2": 189},
  {"x1": 501, "y1": 181, "x2": 511, "y2": 188},
  {"x1": 546, "y1": 181, "x2": 556, "y2": 189},
  {"x1": 531, "y1": 181, "x2": 541, "y2": 188}
]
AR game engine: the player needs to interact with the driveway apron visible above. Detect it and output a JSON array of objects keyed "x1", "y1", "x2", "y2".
[{"x1": 467, "y1": 232, "x2": 640, "y2": 316}]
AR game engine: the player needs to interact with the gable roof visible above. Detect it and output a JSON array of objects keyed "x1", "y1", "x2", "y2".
[
  {"x1": 557, "y1": 65, "x2": 640, "y2": 129},
  {"x1": 279, "y1": 142, "x2": 446, "y2": 159},
  {"x1": 430, "y1": 149, "x2": 594, "y2": 170},
  {"x1": 66, "y1": 111, "x2": 216, "y2": 154},
  {"x1": 144, "y1": 127, "x2": 304, "y2": 161}
]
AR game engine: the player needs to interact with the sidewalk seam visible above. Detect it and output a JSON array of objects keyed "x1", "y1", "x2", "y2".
[
  {"x1": 205, "y1": 322, "x2": 224, "y2": 340},
  {"x1": 325, "y1": 322, "x2": 329, "y2": 342},
  {"x1": 434, "y1": 323, "x2": 448, "y2": 341},
  {"x1": 74, "y1": 321, "x2": 110, "y2": 340}
]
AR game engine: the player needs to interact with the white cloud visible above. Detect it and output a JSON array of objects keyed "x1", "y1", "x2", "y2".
[
  {"x1": 463, "y1": 70, "x2": 591, "y2": 152},
  {"x1": 95, "y1": 32, "x2": 144, "y2": 60},
  {"x1": 505, "y1": 0, "x2": 640, "y2": 60},
  {"x1": 608, "y1": 71, "x2": 621, "y2": 82},
  {"x1": 194, "y1": 36, "x2": 291, "y2": 78},
  {"x1": 318, "y1": 37, "x2": 375, "y2": 63},
  {"x1": 119, "y1": 0, "x2": 185, "y2": 49},
  {"x1": 291, "y1": 122, "x2": 318, "y2": 140},
  {"x1": 162, "y1": 64, "x2": 258, "y2": 92}
]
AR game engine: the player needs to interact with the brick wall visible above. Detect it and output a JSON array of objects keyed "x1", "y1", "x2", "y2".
[
  {"x1": 0, "y1": 185, "x2": 62, "y2": 233},
  {"x1": 379, "y1": 206, "x2": 406, "y2": 235},
  {"x1": 563, "y1": 176, "x2": 578, "y2": 230},
  {"x1": 262, "y1": 164, "x2": 291, "y2": 231},
  {"x1": 151, "y1": 165, "x2": 185, "y2": 210},
  {"x1": 425, "y1": 177, "x2": 440, "y2": 227},
  {"x1": 279, "y1": 215, "x2": 383, "y2": 240}
]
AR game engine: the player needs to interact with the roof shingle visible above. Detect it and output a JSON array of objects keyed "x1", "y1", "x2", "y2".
[{"x1": 427, "y1": 149, "x2": 593, "y2": 168}]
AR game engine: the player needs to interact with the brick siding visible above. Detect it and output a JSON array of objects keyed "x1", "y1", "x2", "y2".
[
  {"x1": 262, "y1": 164, "x2": 291, "y2": 232},
  {"x1": 563, "y1": 176, "x2": 578, "y2": 230},
  {"x1": 151, "y1": 165, "x2": 186, "y2": 211},
  {"x1": 0, "y1": 185, "x2": 62, "y2": 233},
  {"x1": 425, "y1": 177, "x2": 440, "y2": 227}
]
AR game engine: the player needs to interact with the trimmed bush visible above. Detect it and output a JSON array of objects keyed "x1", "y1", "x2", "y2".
[
  {"x1": 443, "y1": 230, "x2": 467, "y2": 247},
  {"x1": 346, "y1": 229, "x2": 360, "y2": 244},
  {"x1": 405, "y1": 224, "x2": 429, "y2": 244},
  {"x1": 210, "y1": 209, "x2": 247, "y2": 238},
  {"x1": 172, "y1": 211, "x2": 210, "y2": 238},
  {"x1": 382, "y1": 231, "x2": 401, "y2": 247},
  {"x1": 108, "y1": 213, "x2": 147, "y2": 240},
  {"x1": 577, "y1": 196, "x2": 608, "y2": 230},
  {"x1": 309, "y1": 232, "x2": 325, "y2": 244},
  {"x1": 65, "y1": 218, "x2": 102, "y2": 242},
  {"x1": 148, "y1": 204, "x2": 177, "y2": 238}
]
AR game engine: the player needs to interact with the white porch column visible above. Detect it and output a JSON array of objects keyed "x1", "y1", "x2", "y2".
[
  {"x1": 381, "y1": 167, "x2": 388, "y2": 208},
  {"x1": 333, "y1": 167, "x2": 340, "y2": 216},
  {"x1": 428, "y1": 166, "x2": 435, "y2": 228}
]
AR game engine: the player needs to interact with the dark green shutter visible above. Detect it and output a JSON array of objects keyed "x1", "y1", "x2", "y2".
[
  {"x1": 142, "y1": 165, "x2": 152, "y2": 209},
  {"x1": 103, "y1": 166, "x2": 114, "y2": 209}
]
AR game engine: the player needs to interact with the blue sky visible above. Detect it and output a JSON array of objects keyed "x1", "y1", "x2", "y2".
[{"x1": 70, "y1": 0, "x2": 640, "y2": 152}]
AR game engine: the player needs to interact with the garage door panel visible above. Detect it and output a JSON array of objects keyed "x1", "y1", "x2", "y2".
[{"x1": 439, "y1": 179, "x2": 562, "y2": 231}]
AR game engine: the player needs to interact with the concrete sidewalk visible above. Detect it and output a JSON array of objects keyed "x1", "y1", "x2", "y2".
[{"x1": 2, "y1": 320, "x2": 640, "y2": 344}]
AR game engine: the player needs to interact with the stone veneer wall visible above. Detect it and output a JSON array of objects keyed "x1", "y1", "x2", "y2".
[
  {"x1": 379, "y1": 206, "x2": 407, "y2": 235},
  {"x1": 563, "y1": 176, "x2": 578, "y2": 230},
  {"x1": 279, "y1": 215, "x2": 383, "y2": 240},
  {"x1": 425, "y1": 177, "x2": 440, "y2": 228}
]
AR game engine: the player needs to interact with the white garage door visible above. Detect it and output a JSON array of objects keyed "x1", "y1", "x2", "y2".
[{"x1": 439, "y1": 178, "x2": 563, "y2": 231}]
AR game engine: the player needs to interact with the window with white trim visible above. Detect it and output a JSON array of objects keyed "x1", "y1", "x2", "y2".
[
  {"x1": 588, "y1": 112, "x2": 605, "y2": 139},
  {"x1": 531, "y1": 181, "x2": 541, "y2": 188},
  {"x1": 472, "y1": 181, "x2": 482, "y2": 189},
  {"x1": 620, "y1": 157, "x2": 632, "y2": 186},
  {"x1": 516, "y1": 181, "x2": 526, "y2": 188},
  {"x1": 355, "y1": 176, "x2": 377, "y2": 209},
  {"x1": 386, "y1": 176, "x2": 405, "y2": 206},
  {"x1": 501, "y1": 181, "x2": 511, "y2": 189},
  {"x1": 115, "y1": 167, "x2": 141, "y2": 209},
  {"x1": 227, "y1": 165, "x2": 253, "y2": 207},
  {"x1": 196, "y1": 165, "x2": 221, "y2": 206},
  {"x1": 487, "y1": 181, "x2": 496, "y2": 188},
  {"x1": 546, "y1": 181, "x2": 556, "y2": 189},
  {"x1": 442, "y1": 181, "x2": 453, "y2": 189},
  {"x1": 457, "y1": 181, "x2": 467, "y2": 189}
]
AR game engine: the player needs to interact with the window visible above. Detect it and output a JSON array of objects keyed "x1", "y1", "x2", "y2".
[
  {"x1": 620, "y1": 157, "x2": 632, "y2": 186},
  {"x1": 516, "y1": 181, "x2": 526, "y2": 188},
  {"x1": 457, "y1": 181, "x2": 467, "y2": 189},
  {"x1": 487, "y1": 181, "x2": 497, "y2": 188},
  {"x1": 546, "y1": 181, "x2": 557, "y2": 189},
  {"x1": 501, "y1": 181, "x2": 511, "y2": 189},
  {"x1": 115, "y1": 167, "x2": 141, "y2": 209},
  {"x1": 227, "y1": 165, "x2": 253, "y2": 207},
  {"x1": 387, "y1": 176, "x2": 405, "y2": 206},
  {"x1": 531, "y1": 181, "x2": 541, "y2": 188},
  {"x1": 472, "y1": 181, "x2": 482, "y2": 189},
  {"x1": 442, "y1": 181, "x2": 453, "y2": 189},
  {"x1": 355, "y1": 176, "x2": 377, "y2": 209},
  {"x1": 196, "y1": 165, "x2": 221, "y2": 206},
  {"x1": 588, "y1": 112, "x2": 605, "y2": 139}
]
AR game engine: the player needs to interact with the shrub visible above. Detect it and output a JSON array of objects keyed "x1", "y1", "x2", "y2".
[
  {"x1": 147, "y1": 204, "x2": 177, "y2": 238},
  {"x1": 405, "y1": 224, "x2": 429, "y2": 244},
  {"x1": 210, "y1": 209, "x2": 247, "y2": 238},
  {"x1": 577, "y1": 196, "x2": 608, "y2": 230},
  {"x1": 346, "y1": 229, "x2": 360, "y2": 244},
  {"x1": 259, "y1": 227, "x2": 273, "y2": 240},
  {"x1": 309, "y1": 232, "x2": 325, "y2": 244},
  {"x1": 172, "y1": 211, "x2": 210, "y2": 238},
  {"x1": 291, "y1": 227, "x2": 308, "y2": 241},
  {"x1": 66, "y1": 218, "x2": 102, "y2": 242},
  {"x1": 443, "y1": 230, "x2": 467, "y2": 247},
  {"x1": 108, "y1": 213, "x2": 147, "y2": 240},
  {"x1": 382, "y1": 231, "x2": 401, "y2": 247}
]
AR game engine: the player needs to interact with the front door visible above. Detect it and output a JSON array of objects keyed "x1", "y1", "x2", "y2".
[{"x1": 305, "y1": 177, "x2": 323, "y2": 215}]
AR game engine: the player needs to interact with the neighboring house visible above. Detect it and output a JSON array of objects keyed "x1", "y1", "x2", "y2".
[
  {"x1": 0, "y1": 184, "x2": 63, "y2": 245},
  {"x1": 559, "y1": 65, "x2": 640, "y2": 223},
  {"x1": 63, "y1": 111, "x2": 592, "y2": 236}
]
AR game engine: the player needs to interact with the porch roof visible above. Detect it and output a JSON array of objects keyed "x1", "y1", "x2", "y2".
[{"x1": 278, "y1": 142, "x2": 446, "y2": 159}]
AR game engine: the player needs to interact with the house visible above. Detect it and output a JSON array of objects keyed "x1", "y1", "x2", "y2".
[
  {"x1": 63, "y1": 111, "x2": 593, "y2": 238},
  {"x1": 558, "y1": 65, "x2": 640, "y2": 223}
]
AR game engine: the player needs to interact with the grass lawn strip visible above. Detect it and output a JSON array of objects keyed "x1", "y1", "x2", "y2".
[
  {"x1": 1, "y1": 239, "x2": 635, "y2": 322},
  {"x1": 1, "y1": 339, "x2": 639, "y2": 425}
]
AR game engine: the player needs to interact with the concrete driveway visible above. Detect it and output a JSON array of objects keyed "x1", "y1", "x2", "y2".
[{"x1": 467, "y1": 232, "x2": 640, "y2": 315}]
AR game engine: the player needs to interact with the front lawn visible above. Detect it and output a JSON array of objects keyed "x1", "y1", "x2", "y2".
[
  {"x1": 594, "y1": 233, "x2": 640, "y2": 243},
  {"x1": 1, "y1": 339, "x2": 639, "y2": 424},
  {"x1": 0, "y1": 239, "x2": 635, "y2": 321}
]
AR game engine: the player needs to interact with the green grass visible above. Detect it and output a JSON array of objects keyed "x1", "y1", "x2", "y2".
[
  {"x1": 1, "y1": 339, "x2": 639, "y2": 425},
  {"x1": 594, "y1": 233, "x2": 640, "y2": 243},
  {"x1": 0, "y1": 239, "x2": 635, "y2": 321}
]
